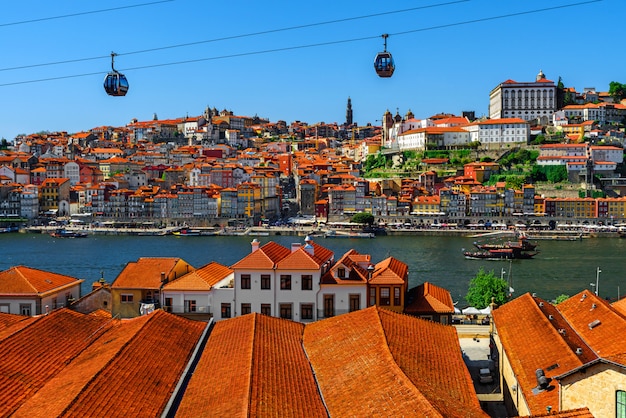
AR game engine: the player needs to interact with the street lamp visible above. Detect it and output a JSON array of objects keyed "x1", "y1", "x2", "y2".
[{"x1": 591, "y1": 267, "x2": 601, "y2": 296}]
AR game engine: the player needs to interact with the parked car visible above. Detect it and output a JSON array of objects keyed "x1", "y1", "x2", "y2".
[{"x1": 479, "y1": 368, "x2": 494, "y2": 384}]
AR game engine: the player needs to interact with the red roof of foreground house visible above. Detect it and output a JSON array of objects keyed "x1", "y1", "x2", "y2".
[
  {"x1": 230, "y1": 241, "x2": 291, "y2": 270},
  {"x1": 405, "y1": 281, "x2": 455, "y2": 314},
  {"x1": 303, "y1": 307, "x2": 486, "y2": 417},
  {"x1": 0, "y1": 266, "x2": 83, "y2": 297},
  {"x1": 1, "y1": 306, "x2": 487, "y2": 416},
  {"x1": 162, "y1": 261, "x2": 233, "y2": 291},
  {"x1": 493, "y1": 290, "x2": 626, "y2": 415},
  {"x1": 177, "y1": 313, "x2": 327, "y2": 417},
  {"x1": 112, "y1": 257, "x2": 192, "y2": 289},
  {"x1": 8, "y1": 309, "x2": 205, "y2": 418}
]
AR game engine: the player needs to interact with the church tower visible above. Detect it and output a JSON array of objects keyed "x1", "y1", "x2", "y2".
[{"x1": 346, "y1": 97, "x2": 353, "y2": 126}]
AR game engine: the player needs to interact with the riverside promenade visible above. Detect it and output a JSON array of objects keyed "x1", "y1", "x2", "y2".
[{"x1": 22, "y1": 223, "x2": 621, "y2": 239}]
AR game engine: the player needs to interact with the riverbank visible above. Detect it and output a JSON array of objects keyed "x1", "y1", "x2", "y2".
[{"x1": 21, "y1": 224, "x2": 622, "y2": 239}]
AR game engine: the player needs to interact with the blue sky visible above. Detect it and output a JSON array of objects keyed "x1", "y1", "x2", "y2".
[{"x1": 1, "y1": 0, "x2": 622, "y2": 140}]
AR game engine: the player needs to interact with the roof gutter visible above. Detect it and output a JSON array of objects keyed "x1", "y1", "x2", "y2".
[{"x1": 161, "y1": 318, "x2": 215, "y2": 418}]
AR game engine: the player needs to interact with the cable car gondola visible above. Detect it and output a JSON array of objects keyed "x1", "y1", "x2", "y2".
[
  {"x1": 103, "y1": 52, "x2": 129, "y2": 96},
  {"x1": 374, "y1": 34, "x2": 395, "y2": 78}
]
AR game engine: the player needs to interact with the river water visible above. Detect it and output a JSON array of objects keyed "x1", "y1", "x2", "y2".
[{"x1": 2, "y1": 232, "x2": 624, "y2": 305}]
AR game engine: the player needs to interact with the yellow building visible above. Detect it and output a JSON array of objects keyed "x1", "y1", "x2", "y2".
[{"x1": 111, "y1": 257, "x2": 194, "y2": 319}]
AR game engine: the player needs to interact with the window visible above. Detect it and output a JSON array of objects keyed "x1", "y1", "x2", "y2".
[
  {"x1": 380, "y1": 287, "x2": 390, "y2": 305},
  {"x1": 221, "y1": 303, "x2": 231, "y2": 318},
  {"x1": 301, "y1": 274, "x2": 313, "y2": 291},
  {"x1": 301, "y1": 303, "x2": 313, "y2": 320},
  {"x1": 338, "y1": 267, "x2": 345, "y2": 278},
  {"x1": 369, "y1": 287, "x2": 376, "y2": 306},
  {"x1": 20, "y1": 303, "x2": 31, "y2": 316},
  {"x1": 323, "y1": 295, "x2": 334, "y2": 318},
  {"x1": 185, "y1": 300, "x2": 197, "y2": 312},
  {"x1": 241, "y1": 274, "x2": 251, "y2": 289},
  {"x1": 121, "y1": 294, "x2": 134, "y2": 303},
  {"x1": 618, "y1": 390, "x2": 626, "y2": 418},
  {"x1": 349, "y1": 294, "x2": 360, "y2": 312},
  {"x1": 280, "y1": 303, "x2": 292, "y2": 320},
  {"x1": 241, "y1": 303, "x2": 251, "y2": 315},
  {"x1": 394, "y1": 287, "x2": 401, "y2": 306},
  {"x1": 280, "y1": 275, "x2": 291, "y2": 290},
  {"x1": 261, "y1": 304, "x2": 272, "y2": 316},
  {"x1": 261, "y1": 274, "x2": 271, "y2": 290}
]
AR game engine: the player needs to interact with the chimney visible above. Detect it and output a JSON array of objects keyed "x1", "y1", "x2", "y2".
[
  {"x1": 160, "y1": 272, "x2": 166, "y2": 283},
  {"x1": 303, "y1": 236, "x2": 314, "y2": 255},
  {"x1": 251, "y1": 238, "x2": 260, "y2": 252},
  {"x1": 291, "y1": 243, "x2": 302, "y2": 253}
]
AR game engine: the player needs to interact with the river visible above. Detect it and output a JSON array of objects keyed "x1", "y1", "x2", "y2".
[{"x1": 2, "y1": 232, "x2": 624, "y2": 304}]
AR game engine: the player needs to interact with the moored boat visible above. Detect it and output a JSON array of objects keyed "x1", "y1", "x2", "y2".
[
  {"x1": 50, "y1": 229, "x2": 88, "y2": 238},
  {"x1": 464, "y1": 248, "x2": 538, "y2": 260},
  {"x1": 474, "y1": 237, "x2": 537, "y2": 251}
]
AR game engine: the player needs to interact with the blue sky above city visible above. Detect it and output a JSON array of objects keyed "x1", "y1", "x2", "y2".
[{"x1": 1, "y1": 0, "x2": 623, "y2": 140}]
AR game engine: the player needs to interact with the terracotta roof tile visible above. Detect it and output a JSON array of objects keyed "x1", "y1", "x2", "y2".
[
  {"x1": 60, "y1": 311, "x2": 205, "y2": 417},
  {"x1": 369, "y1": 257, "x2": 408, "y2": 286},
  {"x1": 276, "y1": 240, "x2": 334, "y2": 270},
  {"x1": 0, "y1": 313, "x2": 37, "y2": 341},
  {"x1": 113, "y1": 257, "x2": 190, "y2": 289},
  {"x1": 163, "y1": 261, "x2": 233, "y2": 291},
  {"x1": 492, "y1": 293, "x2": 586, "y2": 414},
  {"x1": 0, "y1": 309, "x2": 111, "y2": 416},
  {"x1": 230, "y1": 241, "x2": 291, "y2": 270},
  {"x1": 377, "y1": 309, "x2": 486, "y2": 417},
  {"x1": 303, "y1": 307, "x2": 446, "y2": 416},
  {"x1": 557, "y1": 290, "x2": 626, "y2": 357},
  {"x1": 178, "y1": 314, "x2": 327, "y2": 417},
  {"x1": 405, "y1": 282, "x2": 455, "y2": 314},
  {"x1": 0, "y1": 266, "x2": 83, "y2": 296}
]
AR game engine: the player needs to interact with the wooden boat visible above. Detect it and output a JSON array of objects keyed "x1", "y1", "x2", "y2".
[
  {"x1": 464, "y1": 248, "x2": 537, "y2": 260},
  {"x1": 474, "y1": 237, "x2": 537, "y2": 251}
]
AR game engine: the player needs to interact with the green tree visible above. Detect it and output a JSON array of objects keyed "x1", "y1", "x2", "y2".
[
  {"x1": 545, "y1": 165, "x2": 568, "y2": 183},
  {"x1": 554, "y1": 294, "x2": 569, "y2": 304},
  {"x1": 351, "y1": 212, "x2": 375, "y2": 225},
  {"x1": 609, "y1": 81, "x2": 626, "y2": 102},
  {"x1": 465, "y1": 268, "x2": 509, "y2": 309}
]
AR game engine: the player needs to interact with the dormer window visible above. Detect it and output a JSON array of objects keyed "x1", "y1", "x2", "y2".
[{"x1": 338, "y1": 267, "x2": 345, "y2": 278}]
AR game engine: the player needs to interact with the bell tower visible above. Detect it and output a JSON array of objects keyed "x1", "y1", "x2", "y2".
[{"x1": 345, "y1": 97, "x2": 353, "y2": 126}]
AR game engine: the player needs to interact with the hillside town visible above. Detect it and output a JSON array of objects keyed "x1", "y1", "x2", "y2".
[
  {"x1": 0, "y1": 71, "x2": 626, "y2": 232},
  {"x1": 1, "y1": 71, "x2": 626, "y2": 417}
]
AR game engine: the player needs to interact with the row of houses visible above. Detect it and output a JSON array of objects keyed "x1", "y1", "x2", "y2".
[{"x1": 2, "y1": 243, "x2": 624, "y2": 415}]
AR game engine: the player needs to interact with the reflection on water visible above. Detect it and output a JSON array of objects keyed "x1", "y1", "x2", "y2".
[{"x1": 2, "y1": 233, "x2": 625, "y2": 304}]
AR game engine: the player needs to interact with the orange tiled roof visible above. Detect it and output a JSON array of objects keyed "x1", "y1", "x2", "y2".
[
  {"x1": 492, "y1": 293, "x2": 589, "y2": 414},
  {"x1": 556, "y1": 289, "x2": 626, "y2": 357},
  {"x1": 369, "y1": 257, "x2": 408, "y2": 286},
  {"x1": 177, "y1": 313, "x2": 327, "y2": 417},
  {"x1": 58, "y1": 310, "x2": 205, "y2": 417},
  {"x1": 0, "y1": 265, "x2": 83, "y2": 296},
  {"x1": 377, "y1": 309, "x2": 486, "y2": 416},
  {"x1": 163, "y1": 261, "x2": 232, "y2": 291},
  {"x1": 405, "y1": 282, "x2": 455, "y2": 314},
  {"x1": 276, "y1": 240, "x2": 334, "y2": 270},
  {"x1": 303, "y1": 307, "x2": 487, "y2": 417},
  {"x1": 0, "y1": 309, "x2": 113, "y2": 416},
  {"x1": 112, "y1": 257, "x2": 190, "y2": 289},
  {"x1": 230, "y1": 241, "x2": 291, "y2": 270}
]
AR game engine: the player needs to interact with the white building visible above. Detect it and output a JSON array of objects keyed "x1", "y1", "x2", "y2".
[
  {"x1": 161, "y1": 261, "x2": 233, "y2": 317},
  {"x1": 226, "y1": 238, "x2": 335, "y2": 322},
  {"x1": 489, "y1": 70, "x2": 556, "y2": 124},
  {"x1": 0, "y1": 266, "x2": 83, "y2": 315},
  {"x1": 464, "y1": 118, "x2": 530, "y2": 147}
]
